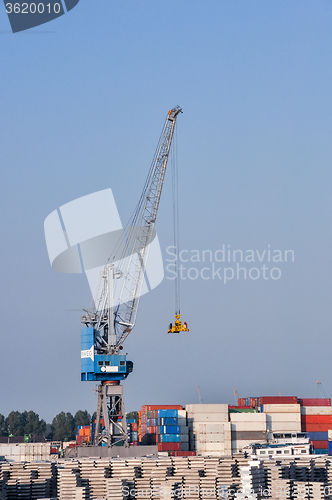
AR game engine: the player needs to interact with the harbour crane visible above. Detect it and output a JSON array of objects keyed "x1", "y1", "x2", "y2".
[
  {"x1": 317, "y1": 381, "x2": 327, "y2": 399},
  {"x1": 233, "y1": 387, "x2": 238, "y2": 406},
  {"x1": 197, "y1": 386, "x2": 203, "y2": 404},
  {"x1": 81, "y1": 106, "x2": 182, "y2": 447}
]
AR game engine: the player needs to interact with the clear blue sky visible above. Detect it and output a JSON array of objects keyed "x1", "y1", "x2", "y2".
[{"x1": 1, "y1": 0, "x2": 332, "y2": 422}]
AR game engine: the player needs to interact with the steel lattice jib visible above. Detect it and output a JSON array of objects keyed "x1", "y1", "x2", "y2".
[{"x1": 81, "y1": 327, "x2": 133, "y2": 381}]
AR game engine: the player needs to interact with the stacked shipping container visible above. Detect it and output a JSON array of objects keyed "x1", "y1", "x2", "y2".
[
  {"x1": 300, "y1": 399, "x2": 332, "y2": 454},
  {"x1": 131, "y1": 396, "x2": 332, "y2": 457},
  {"x1": 230, "y1": 412, "x2": 267, "y2": 453},
  {"x1": 186, "y1": 404, "x2": 231, "y2": 456},
  {"x1": 263, "y1": 404, "x2": 301, "y2": 434},
  {"x1": 139, "y1": 405, "x2": 189, "y2": 452},
  {"x1": 76, "y1": 425, "x2": 91, "y2": 445},
  {"x1": 127, "y1": 419, "x2": 138, "y2": 445},
  {"x1": 0, "y1": 443, "x2": 51, "y2": 461}
]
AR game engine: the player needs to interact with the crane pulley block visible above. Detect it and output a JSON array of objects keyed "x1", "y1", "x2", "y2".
[{"x1": 167, "y1": 314, "x2": 189, "y2": 334}]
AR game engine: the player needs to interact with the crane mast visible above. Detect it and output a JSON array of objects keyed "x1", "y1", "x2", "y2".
[{"x1": 80, "y1": 106, "x2": 182, "y2": 447}]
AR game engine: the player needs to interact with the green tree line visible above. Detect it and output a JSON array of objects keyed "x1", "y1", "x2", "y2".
[
  {"x1": 0, "y1": 410, "x2": 138, "y2": 442},
  {"x1": 0, "y1": 410, "x2": 93, "y2": 441}
]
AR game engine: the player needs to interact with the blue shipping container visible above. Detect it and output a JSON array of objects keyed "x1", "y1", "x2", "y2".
[
  {"x1": 159, "y1": 434, "x2": 181, "y2": 443},
  {"x1": 159, "y1": 426, "x2": 181, "y2": 435},
  {"x1": 158, "y1": 410, "x2": 178, "y2": 418},
  {"x1": 312, "y1": 449, "x2": 328, "y2": 455},
  {"x1": 307, "y1": 432, "x2": 328, "y2": 441},
  {"x1": 158, "y1": 417, "x2": 178, "y2": 425},
  {"x1": 329, "y1": 441, "x2": 332, "y2": 456}
]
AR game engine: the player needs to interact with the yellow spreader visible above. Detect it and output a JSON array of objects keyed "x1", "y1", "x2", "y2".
[{"x1": 167, "y1": 314, "x2": 189, "y2": 334}]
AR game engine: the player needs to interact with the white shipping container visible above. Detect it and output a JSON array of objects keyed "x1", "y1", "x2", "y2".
[
  {"x1": 196, "y1": 423, "x2": 230, "y2": 433},
  {"x1": 230, "y1": 413, "x2": 266, "y2": 422},
  {"x1": 328, "y1": 429, "x2": 332, "y2": 440},
  {"x1": 194, "y1": 442, "x2": 232, "y2": 455},
  {"x1": 193, "y1": 431, "x2": 232, "y2": 441},
  {"x1": 193, "y1": 423, "x2": 224, "y2": 434},
  {"x1": 263, "y1": 404, "x2": 300, "y2": 413},
  {"x1": 187, "y1": 413, "x2": 228, "y2": 422},
  {"x1": 186, "y1": 404, "x2": 228, "y2": 413},
  {"x1": 269, "y1": 422, "x2": 301, "y2": 432},
  {"x1": 192, "y1": 432, "x2": 231, "y2": 441},
  {"x1": 231, "y1": 422, "x2": 266, "y2": 431},
  {"x1": 178, "y1": 410, "x2": 187, "y2": 418},
  {"x1": 266, "y1": 414, "x2": 300, "y2": 422},
  {"x1": 201, "y1": 433, "x2": 228, "y2": 443},
  {"x1": 0, "y1": 443, "x2": 51, "y2": 462},
  {"x1": 301, "y1": 406, "x2": 332, "y2": 416},
  {"x1": 196, "y1": 442, "x2": 227, "y2": 452}
]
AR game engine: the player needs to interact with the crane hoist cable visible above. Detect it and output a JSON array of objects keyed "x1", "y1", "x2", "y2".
[{"x1": 167, "y1": 122, "x2": 189, "y2": 334}]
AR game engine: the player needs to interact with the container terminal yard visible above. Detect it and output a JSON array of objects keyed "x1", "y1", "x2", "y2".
[
  {"x1": 35, "y1": 110, "x2": 332, "y2": 500},
  {"x1": 2, "y1": 397, "x2": 332, "y2": 499}
]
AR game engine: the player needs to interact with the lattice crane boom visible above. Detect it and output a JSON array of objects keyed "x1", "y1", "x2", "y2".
[{"x1": 114, "y1": 106, "x2": 182, "y2": 349}]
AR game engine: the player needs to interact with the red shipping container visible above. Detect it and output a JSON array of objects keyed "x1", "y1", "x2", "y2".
[
  {"x1": 143, "y1": 405, "x2": 183, "y2": 411},
  {"x1": 50, "y1": 447, "x2": 58, "y2": 454},
  {"x1": 311, "y1": 440, "x2": 329, "y2": 449},
  {"x1": 169, "y1": 451, "x2": 197, "y2": 456},
  {"x1": 229, "y1": 406, "x2": 253, "y2": 409},
  {"x1": 260, "y1": 396, "x2": 298, "y2": 405},
  {"x1": 130, "y1": 441, "x2": 138, "y2": 446},
  {"x1": 76, "y1": 435, "x2": 89, "y2": 445},
  {"x1": 250, "y1": 398, "x2": 259, "y2": 407},
  {"x1": 302, "y1": 424, "x2": 332, "y2": 432},
  {"x1": 301, "y1": 416, "x2": 332, "y2": 424},
  {"x1": 238, "y1": 398, "x2": 246, "y2": 407},
  {"x1": 131, "y1": 423, "x2": 138, "y2": 431},
  {"x1": 299, "y1": 398, "x2": 331, "y2": 407},
  {"x1": 158, "y1": 442, "x2": 181, "y2": 451}
]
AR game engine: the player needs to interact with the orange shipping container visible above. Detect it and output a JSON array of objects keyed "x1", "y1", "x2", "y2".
[
  {"x1": 302, "y1": 423, "x2": 332, "y2": 432},
  {"x1": 301, "y1": 416, "x2": 332, "y2": 424}
]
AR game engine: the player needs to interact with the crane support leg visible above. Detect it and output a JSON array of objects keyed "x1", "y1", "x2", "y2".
[{"x1": 94, "y1": 381, "x2": 128, "y2": 447}]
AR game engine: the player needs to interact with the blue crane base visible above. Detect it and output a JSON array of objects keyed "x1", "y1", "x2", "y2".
[{"x1": 81, "y1": 327, "x2": 133, "y2": 382}]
